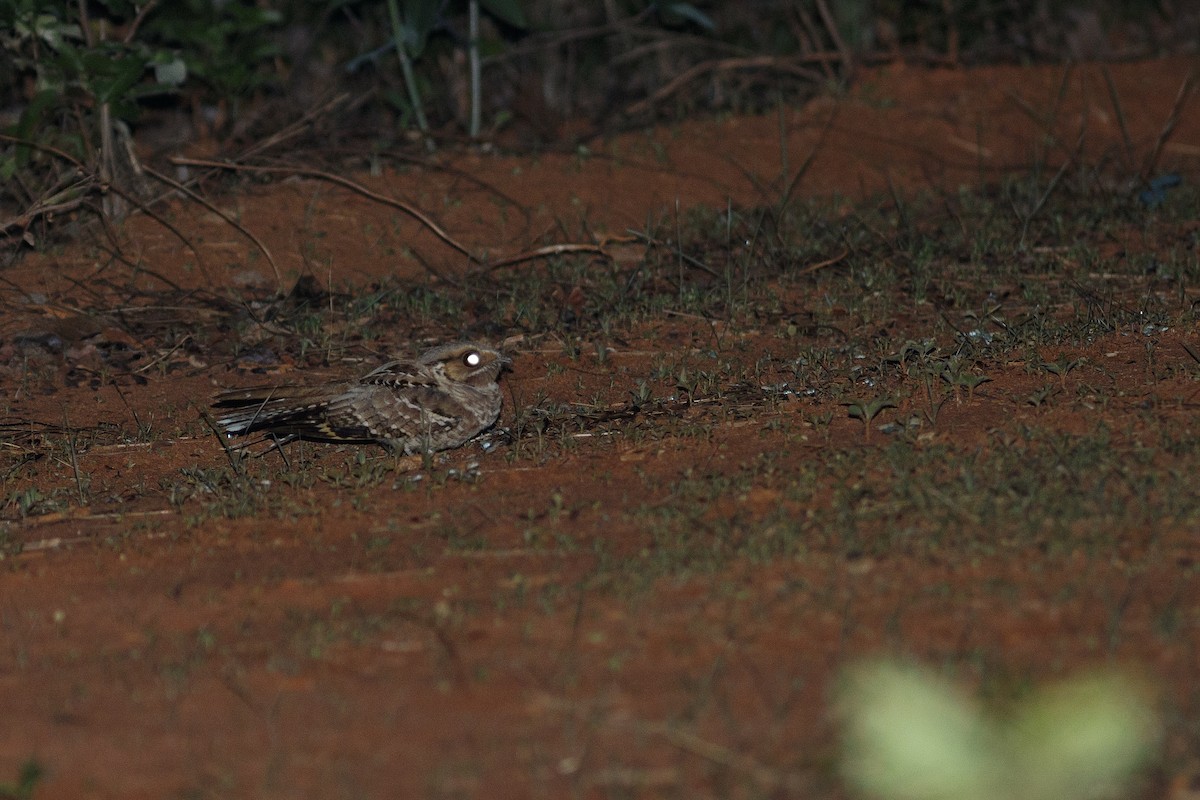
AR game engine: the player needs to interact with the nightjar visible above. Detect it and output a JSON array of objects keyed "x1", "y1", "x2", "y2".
[{"x1": 212, "y1": 341, "x2": 509, "y2": 454}]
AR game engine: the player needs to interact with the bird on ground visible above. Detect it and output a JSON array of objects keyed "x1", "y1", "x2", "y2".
[{"x1": 212, "y1": 341, "x2": 508, "y2": 454}]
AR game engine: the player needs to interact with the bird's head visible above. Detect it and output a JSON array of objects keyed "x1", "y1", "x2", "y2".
[{"x1": 421, "y1": 341, "x2": 510, "y2": 386}]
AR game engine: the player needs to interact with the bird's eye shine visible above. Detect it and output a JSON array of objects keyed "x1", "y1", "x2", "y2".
[{"x1": 463, "y1": 350, "x2": 482, "y2": 367}]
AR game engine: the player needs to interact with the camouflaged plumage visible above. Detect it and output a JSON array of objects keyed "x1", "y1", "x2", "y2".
[{"x1": 213, "y1": 342, "x2": 508, "y2": 454}]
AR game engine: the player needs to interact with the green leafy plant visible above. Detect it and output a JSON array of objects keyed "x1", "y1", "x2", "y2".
[
  {"x1": 2, "y1": 3, "x2": 182, "y2": 153},
  {"x1": 0, "y1": 0, "x2": 279, "y2": 247},
  {"x1": 940, "y1": 357, "x2": 992, "y2": 402},
  {"x1": 0, "y1": 759, "x2": 43, "y2": 800},
  {"x1": 837, "y1": 660, "x2": 1159, "y2": 800},
  {"x1": 1041, "y1": 356, "x2": 1086, "y2": 391},
  {"x1": 844, "y1": 396, "x2": 896, "y2": 443},
  {"x1": 141, "y1": 0, "x2": 282, "y2": 113}
]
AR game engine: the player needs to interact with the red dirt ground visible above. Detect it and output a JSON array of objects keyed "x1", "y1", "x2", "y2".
[{"x1": 2, "y1": 58, "x2": 1200, "y2": 799}]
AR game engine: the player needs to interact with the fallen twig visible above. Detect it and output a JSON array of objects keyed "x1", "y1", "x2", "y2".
[
  {"x1": 143, "y1": 164, "x2": 278, "y2": 287},
  {"x1": 796, "y1": 248, "x2": 849, "y2": 276},
  {"x1": 169, "y1": 156, "x2": 479, "y2": 265},
  {"x1": 626, "y1": 228, "x2": 720, "y2": 278},
  {"x1": 539, "y1": 695, "x2": 809, "y2": 794},
  {"x1": 482, "y1": 242, "x2": 612, "y2": 271},
  {"x1": 1142, "y1": 69, "x2": 1196, "y2": 181}
]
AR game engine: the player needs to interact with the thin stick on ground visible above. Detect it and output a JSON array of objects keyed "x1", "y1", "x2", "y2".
[
  {"x1": 1100, "y1": 65, "x2": 1135, "y2": 173},
  {"x1": 106, "y1": 380, "x2": 146, "y2": 439},
  {"x1": 796, "y1": 248, "x2": 848, "y2": 276},
  {"x1": 61, "y1": 408, "x2": 86, "y2": 506},
  {"x1": 143, "y1": 164, "x2": 280, "y2": 289},
  {"x1": 0, "y1": 133, "x2": 210, "y2": 281},
  {"x1": 381, "y1": 149, "x2": 531, "y2": 219},
  {"x1": 92, "y1": 186, "x2": 211, "y2": 286},
  {"x1": 543, "y1": 697, "x2": 807, "y2": 794},
  {"x1": 236, "y1": 92, "x2": 353, "y2": 162},
  {"x1": 1142, "y1": 70, "x2": 1197, "y2": 181},
  {"x1": 0, "y1": 175, "x2": 98, "y2": 242},
  {"x1": 482, "y1": 242, "x2": 617, "y2": 272},
  {"x1": 626, "y1": 228, "x2": 721, "y2": 279},
  {"x1": 199, "y1": 411, "x2": 248, "y2": 474},
  {"x1": 169, "y1": 157, "x2": 478, "y2": 265}
]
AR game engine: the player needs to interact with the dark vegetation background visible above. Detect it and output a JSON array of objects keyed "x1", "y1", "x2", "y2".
[{"x1": 0, "y1": 0, "x2": 1196, "y2": 258}]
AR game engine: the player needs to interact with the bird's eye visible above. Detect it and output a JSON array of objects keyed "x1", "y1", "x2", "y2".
[{"x1": 463, "y1": 350, "x2": 482, "y2": 368}]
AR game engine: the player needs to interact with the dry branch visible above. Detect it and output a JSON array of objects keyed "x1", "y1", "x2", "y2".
[{"x1": 170, "y1": 156, "x2": 479, "y2": 266}]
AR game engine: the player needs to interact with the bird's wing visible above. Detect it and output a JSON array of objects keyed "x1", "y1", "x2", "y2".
[{"x1": 323, "y1": 381, "x2": 466, "y2": 446}]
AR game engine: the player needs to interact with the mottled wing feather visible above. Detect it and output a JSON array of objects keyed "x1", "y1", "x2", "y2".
[
  {"x1": 358, "y1": 359, "x2": 439, "y2": 389},
  {"x1": 324, "y1": 382, "x2": 466, "y2": 453}
]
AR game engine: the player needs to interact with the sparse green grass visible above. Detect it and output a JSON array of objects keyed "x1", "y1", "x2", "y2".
[
  {"x1": 0, "y1": 760, "x2": 44, "y2": 800},
  {"x1": 8, "y1": 177, "x2": 1200, "y2": 576},
  {"x1": 573, "y1": 412, "x2": 1200, "y2": 582},
  {"x1": 140, "y1": 172, "x2": 1200, "y2": 584}
]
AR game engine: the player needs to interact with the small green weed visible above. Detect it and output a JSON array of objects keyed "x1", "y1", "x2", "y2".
[
  {"x1": 837, "y1": 661, "x2": 1158, "y2": 800},
  {"x1": 0, "y1": 759, "x2": 43, "y2": 800}
]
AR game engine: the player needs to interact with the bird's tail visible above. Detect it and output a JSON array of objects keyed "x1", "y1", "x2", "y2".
[{"x1": 211, "y1": 386, "x2": 337, "y2": 438}]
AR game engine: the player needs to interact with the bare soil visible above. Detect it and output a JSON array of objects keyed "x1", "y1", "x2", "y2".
[{"x1": 2, "y1": 58, "x2": 1200, "y2": 799}]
